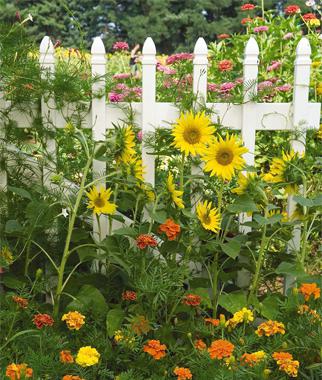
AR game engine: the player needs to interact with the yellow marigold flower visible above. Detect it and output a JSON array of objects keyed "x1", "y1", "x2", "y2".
[
  {"x1": 196, "y1": 200, "x2": 221, "y2": 233},
  {"x1": 308, "y1": 18, "x2": 320, "y2": 26},
  {"x1": 86, "y1": 186, "x2": 117, "y2": 215},
  {"x1": 240, "y1": 350, "x2": 266, "y2": 367},
  {"x1": 299, "y1": 282, "x2": 320, "y2": 301},
  {"x1": 61, "y1": 311, "x2": 85, "y2": 330},
  {"x1": 255, "y1": 320, "x2": 285, "y2": 337},
  {"x1": 172, "y1": 111, "x2": 215, "y2": 156},
  {"x1": 114, "y1": 330, "x2": 124, "y2": 343},
  {"x1": 0, "y1": 246, "x2": 14, "y2": 265},
  {"x1": 75, "y1": 346, "x2": 100, "y2": 367},
  {"x1": 228, "y1": 307, "x2": 254, "y2": 327},
  {"x1": 201, "y1": 134, "x2": 248, "y2": 181},
  {"x1": 167, "y1": 173, "x2": 184, "y2": 208}
]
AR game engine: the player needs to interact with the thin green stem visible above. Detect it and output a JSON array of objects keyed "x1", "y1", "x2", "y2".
[
  {"x1": 180, "y1": 152, "x2": 185, "y2": 193},
  {"x1": 212, "y1": 251, "x2": 219, "y2": 316}
]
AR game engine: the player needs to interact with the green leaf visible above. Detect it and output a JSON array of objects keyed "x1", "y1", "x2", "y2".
[
  {"x1": 218, "y1": 291, "x2": 247, "y2": 314},
  {"x1": 293, "y1": 195, "x2": 322, "y2": 208},
  {"x1": 258, "y1": 295, "x2": 281, "y2": 319},
  {"x1": 1, "y1": 273, "x2": 26, "y2": 289},
  {"x1": 254, "y1": 214, "x2": 281, "y2": 225},
  {"x1": 5, "y1": 220, "x2": 23, "y2": 234},
  {"x1": 275, "y1": 261, "x2": 305, "y2": 277},
  {"x1": 77, "y1": 246, "x2": 98, "y2": 262},
  {"x1": 106, "y1": 308, "x2": 124, "y2": 337},
  {"x1": 8, "y1": 186, "x2": 32, "y2": 200},
  {"x1": 113, "y1": 227, "x2": 137, "y2": 237},
  {"x1": 150, "y1": 210, "x2": 167, "y2": 223},
  {"x1": 67, "y1": 285, "x2": 108, "y2": 317},
  {"x1": 71, "y1": 229, "x2": 90, "y2": 242},
  {"x1": 220, "y1": 239, "x2": 241, "y2": 259},
  {"x1": 227, "y1": 196, "x2": 258, "y2": 213}
]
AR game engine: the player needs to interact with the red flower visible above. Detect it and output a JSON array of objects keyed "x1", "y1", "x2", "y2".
[
  {"x1": 241, "y1": 17, "x2": 252, "y2": 25},
  {"x1": 241, "y1": 4, "x2": 255, "y2": 11},
  {"x1": 113, "y1": 41, "x2": 129, "y2": 51},
  {"x1": 136, "y1": 234, "x2": 158, "y2": 249},
  {"x1": 159, "y1": 219, "x2": 181, "y2": 241},
  {"x1": 122, "y1": 290, "x2": 137, "y2": 301},
  {"x1": 33, "y1": 313, "x2": 54, "y2": 329},
  {"x1": 12, "y1": 296, "x2": 28, "y2": 309},
  {"x1": 218, "y1": 59, "x2": 233, "y2": 72},
  {"x1": 183, "y1": 294, "x2": 201, "y2": 307},
  {"x1": 303, "y1": 13, "x2": 317, "y2": 21},
  {"x1": 285, "y1": 5, "x2": 301, "y2": 15},
  {"x1": 218, "y1": 34, "x2": 230, "y2": 39}
]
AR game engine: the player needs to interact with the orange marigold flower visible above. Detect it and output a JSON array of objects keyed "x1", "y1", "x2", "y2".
[
  {"x1": 218, "y1": 59, "x2": 233, "y2": 72},
  {"x1": 159, "y1": 219, "x2": 181, "y2": 240},
  {"x1": 241, "y1": 17, "x2": 252, "y2": 24},
  {"x1": 208, "y1": 339, "x2": 234, "y2": 360},
  {"x1": 143, "y1": 339, "x2": 167, "y2": 360},
  {"x1": 299, "y1": 283, "x2": 320, "y2": 301},
  {"x1": 33, "y1": 313, "x2": 54, "y2": 329},
  {"x1": 61, "y1": 311, "x2": 85, "y2": 330},
  {"x1": 62, "y1": 376, "x2": 85, "y2": 380},
  {"x1": 218, "y1": 34, "x2": 230, "y2": 39},
  {"x1": 298, "y1": 304, "x2": 320, "y2": 320},
  {"x1": 272, "y1": 352, "x2": 293, "y2": 363},
  {"x1": 131, "y1": 315, "x2": 151, "y2": 335},
  {"x1": 194, "y1": 339, "x2": 207, "y2": 351},
  {"x1": 12, "y1": 296, "x2": 28, "y2": 309},
  {"x1": 122, "y1": 290, "x2": 137, "y2": 301},
  {"x1": 60, "y1": 350, "x2": 74, "y2": 363},
  {"x1": 241, "y1": 4, "x2": 256, "y2": 11},
  {"x1": 255, "y1": 320, "x2": 285, "y2": 337},
  {"x1": 204, "y1": 318, "x2": 220, "y2": 327},
  {"x1": 136, "y1": 234, "x2": 158, "y2": 249},
  {"x1": 182, "y1": 294, "x2": 201, "y2": 307},
  {"x1": 173, "y1": 367, "x2": 193, "y2": 380},
  {"x1": 6, "y1": 363, "x2": 33, "y2": 379},
  {"x1": 240, "y1": 351, "x2": 265, "y2": 367}
]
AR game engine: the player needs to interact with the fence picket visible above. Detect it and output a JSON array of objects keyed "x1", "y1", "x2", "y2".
[
  {"x1": 39, "y1": 36, "x2": 56, "y2": 188},
  {"x1": 285, "y1": 37, "x2": 312, "y2": 290},
  {"x1": 142, "y1": 37, "x2": 157, "y2": 186},
  {"x1": 237, "y1": 37, "x2": 259, "y2": 287},
  {"x1": 91, "y1": 37, "x2": 108, "y2": 242}
]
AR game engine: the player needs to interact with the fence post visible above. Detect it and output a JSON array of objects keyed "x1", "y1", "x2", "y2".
[
  {"x1": 39, "y1": 36, "x2": 56, "y2": 188},
  {"x1": 91, "y1": 37, "x2": 107, "y2": 245},
  {"x1": 191, "y1": 38, "x2": 208, "y2": 206},
  {"x1": 285, "y1": 37, "x2": 311, "y2": 290},
  {"x1": 237, "y1": 37, "x2": 259, "y2": 287},
  {"x1": 141, "y1": 37, "x2": 157, "y2": 186}
]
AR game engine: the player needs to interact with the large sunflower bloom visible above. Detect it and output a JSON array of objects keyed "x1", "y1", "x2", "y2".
[
  {"x1": 172, "y1": 111, "x2": 215, "y2": 156},
  {"x1": 118, "y1": 126, "x2": 136, "y2": 163},
  {"x1": 201, "y1": 135, "x2": 248, "y2": 181},
  {"x1": 263, "y1": 150, "x2": 299, "y2": 193},
  {"x1": 196, "y1": 200, "x2": 221, "y2": 233},
  {"x1": 86, "y1": 186, "x2": 117, "y2": 215},
  {"x1": 167, "y1": 174, "x2": 184, "y2": 208}
]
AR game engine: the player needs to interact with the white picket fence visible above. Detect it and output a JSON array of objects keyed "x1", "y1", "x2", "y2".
[{"x1": 0, "y1": 35, "x2": 320, "y2": 264}]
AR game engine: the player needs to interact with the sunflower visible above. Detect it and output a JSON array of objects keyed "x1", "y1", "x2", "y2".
[
  {"x1": 232, "y1": 172, "x2": 258, "y2": 195},
  {"x1": 172, "y1": 111, "x2": 215, "y2": 156},
  {"x1": 127, "y1": 157, "x2": 145, "y2": 182},
  {"x1": 196, "y1": 200, "x2": 221, "y2": 233},
  {"x1": 86, "y1": 186, "x2": 117, "y2": 215},
  {"x1": 117, "y1": 126, "x2": 136, "y2": 163},
  {"x1": 167, "y1": 174, "x2": 184, "y2": 208},
  {"x1": 263, "y1": 150, "x2": 301, "y2": 193},
  {"x1": 201, "y1": 135, "x2": 248, "y2": 181}
]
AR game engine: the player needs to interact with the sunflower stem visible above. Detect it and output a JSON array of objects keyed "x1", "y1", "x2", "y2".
[
  {"x1": 179, "y1": 152, "x2": 185, "y2": 193},
  {"x1": 300, "y1": 178, "x2": 308, "y2": 265},
  {"x1": 212, "y1": 251, "x2": 219, "y2": 316},
  {"x1": 53, "y1": 156, "x2": 92, "y2": 319}
]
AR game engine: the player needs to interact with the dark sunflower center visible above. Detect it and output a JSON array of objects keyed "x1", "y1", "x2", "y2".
[
  {"x1": 202, "y1": 214, "x2": 211, "y2": 225},
  {"x1": 94, "y1": 196, "x2": 106, "y2": 208},
  {"x1": 183, "y1": 126, "x2": 201, "y2": 144},
  {"x1": 216, "y1": 148, "x2": 234, "y2": 165}
]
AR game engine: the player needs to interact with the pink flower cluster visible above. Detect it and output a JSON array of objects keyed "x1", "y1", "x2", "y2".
[
  {"x1": 166, "y1": 53, "x2": 193, "y2": 65},
  {"x1": 108, "y1": 86, "x2": 142, "y2": 103},
  {"x1": 113, "y1": 41, "x2": 129, "y2": 51},
  {"x1": 157, "y1": 63, "x2": 177, "y2": 75},
  {"x1": 267, "y1": 61, "x2": 282, "y2": 72},
  {"x1": 253, "y1": 26, "x2": 269, "y2": 33},
  {"x1": 113, "y1": 73, "x2": 131, "y2": 80}
]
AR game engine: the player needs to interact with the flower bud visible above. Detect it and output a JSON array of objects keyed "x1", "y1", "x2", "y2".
[
  {"x1": 219, "y1": 313, "x2": 226, "y2": 327},
  {"x1": 282, "y1": 341, "x2": 288, "y2": 349},
  {"x1": 292, "y1": 287, "x2": 299, "y2": 296},
  {"x1": 187, "y1": 332, "x2": 192, "y2": 338},
  {"x1": 35, "y1": 268, "x2": 43, "y2": 280},
  {"x1": 263, "y1": 369, "x2": 271, "y2": 378}
]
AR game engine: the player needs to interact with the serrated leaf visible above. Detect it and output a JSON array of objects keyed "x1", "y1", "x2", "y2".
[{"x1": 220, "y1": 239, "x2": 241, "y2": 259}]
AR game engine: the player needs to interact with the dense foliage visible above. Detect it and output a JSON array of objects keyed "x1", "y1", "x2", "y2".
[{"x1": 0, "y1": 2, "x2": 322, "y2": 380}]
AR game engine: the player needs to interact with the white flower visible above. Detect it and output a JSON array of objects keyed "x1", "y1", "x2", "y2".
[
  {"x1": 61, "y1": 208, "x2": 69, "y2": 218},
  {"x1": 305, "y1": 0, "x2": 315, "y2": 7}
]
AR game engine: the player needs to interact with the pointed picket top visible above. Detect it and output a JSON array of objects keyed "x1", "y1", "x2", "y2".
[
  {"x1": 39, "y1": 36, "x2": 54, "y2": 67},
  {"x1": 142, "y1": 37, "x2": 156, "y2": 55},
  {"x1": 244, "y1": 37, "x2": 259, "y2": 63},
  {"x1": 40, "y1": 36, "x2": 54, "y2": 54},
  {"x1": 193, "y1": 37, "x2": 208, "y2": 65},
  {"x1": 91, "y1": 36, "x2": 106, "y2": 55},
  {"x1": 295, "y1": 37, "x2": 311, "y2": 64}
]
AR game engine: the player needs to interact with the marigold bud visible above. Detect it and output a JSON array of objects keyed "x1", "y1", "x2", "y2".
[
  {"x1": 282, "y1": 341, "x2": 288, "y2": 349},
  {"x1": 219, "y1": 314, "x2": 226, "y2": 326},
  {"x1": 187, "y1": 332, "x2": 192, "y2": 338}
]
